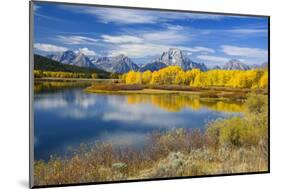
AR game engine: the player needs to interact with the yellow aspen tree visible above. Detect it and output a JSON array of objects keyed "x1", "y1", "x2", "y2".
[{"x1": 142, "y1": 70, "x2": 152, "y2": 84}]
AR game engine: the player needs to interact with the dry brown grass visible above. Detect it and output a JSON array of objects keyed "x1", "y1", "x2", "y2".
[
  {"x1": 85, "y1": 84, "x2": 266, "y2": 100},
  {"x1": 34, "y1": 129, "x2": 268, "y2": 186}
]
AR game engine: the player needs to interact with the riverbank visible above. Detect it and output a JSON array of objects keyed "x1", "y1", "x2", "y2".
[
  {"x1": 34, "y1": 78, "x2": 120, "y2": 92},
  {"x1": 85, "y1": 83, "x2": 268, "y2": 99},
  {"x1": 34, "y1": 136, "x2": 267, "y2": 186},
  {"x1": 35, "y1": 77, "x2": 120, "y2": 83}
]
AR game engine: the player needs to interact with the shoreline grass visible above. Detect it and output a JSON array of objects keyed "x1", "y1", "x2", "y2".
[
  {"x1": 35, "y1": 77, "x2": 120, "y2": 83},
  {"x1": 85, "y1": 83, "x2": 267, "y2": 99},
  {"x1": 34, "y1": 78, "x2": 118, "y2": 93},
  {"x1": 33, "y1": 94, "x2": 268, "y2": 186}
]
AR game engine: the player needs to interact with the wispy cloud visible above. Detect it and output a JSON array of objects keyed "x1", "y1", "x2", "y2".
[
  {"x1": 221, "y1": 45, "x2": 268, "y2": 58},
  {"x1": 82, "y1": 8, "x2": 157, "y2": 24},
  {"x1": 34, "y1": 43, "x2": 68, "y2": 52},
  {"x1": 141, "y1": 30, "x2": 192, "y2": 45},
  {"x1": 56, "y1": 35, "x2": 98, "y2": 45},
  {"x1": 108, "y1": 43, "x2": 169, "y2": 57},
  {"x1": 103, "y1": 27, "x2": 192, "y2": 45},
  {"x1": 35, "y1": 13, "x2": 64, "y2": 22},
  {"x1": 34, "y1": 5, "x2": 64, "y2": 22},
  {"x1": 76, "y1": 47, "x2": 96, "y2": 56},
  {"x1": 102, "y1": 35, "x2": 143, "y2": 44},
  {"x1": 108, "y1": 43, "x2": 214, "y2": 58},
  {"x1": 229, "y1": 28, "x2": 267, "y2": 35},
  {"x1": 186, "y1": 47, "x2": 215, "y2": 53},
  {"x1": 61, "y1": 6, "x2": 225, "y2": 25},
  {"x1": 197, "y1": 55, "x2": 229, "y2": 64}
]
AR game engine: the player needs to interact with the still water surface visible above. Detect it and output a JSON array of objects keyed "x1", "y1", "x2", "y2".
[{"x1": 34, "y1": 82, "x2": 244, "y2": 161}]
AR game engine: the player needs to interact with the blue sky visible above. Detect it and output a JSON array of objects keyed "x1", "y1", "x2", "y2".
[{"x1": 33, "y1": 2, "x2": 268, "y2": 67}]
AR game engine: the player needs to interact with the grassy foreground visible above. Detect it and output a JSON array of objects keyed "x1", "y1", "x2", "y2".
[{"x1": 34, "y1": 94, "x2": 268, "y2": 186}]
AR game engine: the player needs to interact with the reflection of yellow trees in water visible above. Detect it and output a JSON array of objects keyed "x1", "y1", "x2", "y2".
[
  {"x1": 34, "y1": 82, "x2": 91, "y2": 93},
  {"x1": 127, "y1": 95, "x2": 244, "y2": 112}
]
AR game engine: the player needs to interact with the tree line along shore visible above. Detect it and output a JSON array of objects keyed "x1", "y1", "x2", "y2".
[{"x1": 35, "y1": 65, "x2": 268, "y2": 98}]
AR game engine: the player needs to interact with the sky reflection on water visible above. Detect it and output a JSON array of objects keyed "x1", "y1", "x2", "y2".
[{"x1": 34, "y1": 88, "x2": 242, "y2": 161}]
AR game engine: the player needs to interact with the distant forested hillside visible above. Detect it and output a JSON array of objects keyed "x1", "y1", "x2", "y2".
[{"x1": 34, "y1": 54, "x2": 110, "y2": 78}]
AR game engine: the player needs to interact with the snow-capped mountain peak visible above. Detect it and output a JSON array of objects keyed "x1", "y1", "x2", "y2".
[
  {"x1": 157, "y1": 48, "x2": 207, "y2": 71},
  {"x1": 92, "y1": 54, "x2": 139, "y2": 73},
  {"x1": 47, "y1": 50, "x2": 95, "y2": 68},
  {"x1": 223, "y1": 59, "x2": 250, "y2": 70}
]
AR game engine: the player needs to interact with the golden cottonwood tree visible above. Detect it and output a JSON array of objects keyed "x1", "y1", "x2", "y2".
[
  {"x1": 122, "y1": 66, "x2": 268, "y2": 89},
  {"x1": 142, "y1": 71, "x2": 152, "y2": 84},
  {"x1": 259, "y1": 70, "x2": 268, "y2": 88}
]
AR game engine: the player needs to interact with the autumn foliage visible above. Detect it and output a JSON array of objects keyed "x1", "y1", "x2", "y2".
[{"x1": 122, "y1": 66, "x2": 268, "y2": 89}]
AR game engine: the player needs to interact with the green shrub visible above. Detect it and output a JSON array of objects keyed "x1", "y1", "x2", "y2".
[
  {"x1": 207, "y1": 93, "x2": 268, "y2": 147},
  {"x1": 207, "y1": 117, "x2": 260, "y2": 147},
  {"x1": 244, "y1": 93, "x2": 268, "y2": 114}
]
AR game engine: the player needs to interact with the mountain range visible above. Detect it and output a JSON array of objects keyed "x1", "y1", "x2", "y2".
[
  {"x1": 48, "y1": 50, "x2": 94, "y2": 68},
  {"x1": 211, "y1": 59, "x2": 250, "y2": 70},
  {"x1": 93, "y1": 54, "x2": 139, "y2": 73},
  {"x1": 212, "y1": 60, "x2": 268, "y2": 70},
  {"x1": 250, "y1": 62, "x2": 268, "y2": 69},
  {"x1": 34, "y1": 54, "x2": 110, "y2": 78},
  {"x1": 46, "y1": 48, "x2": 267, "y2": 74},
  {"x1": 157, "y1": 48, "x2": 208, "y2": 71}
]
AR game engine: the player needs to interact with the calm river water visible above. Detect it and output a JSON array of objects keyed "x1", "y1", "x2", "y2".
[{"x1": 34, "y1": 82, "x2": 243, "y2": 161}]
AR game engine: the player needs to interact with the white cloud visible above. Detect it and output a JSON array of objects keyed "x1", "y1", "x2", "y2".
[
  {"x1": 180, "y1": 13, "x2": 223, "y2": 20},
  {"x1": 57, "y1": 35, "x2": 98, "y2": 45},
  {"x1": 236, "y1": 58, "x2": 267, "y2": 65},
  {"x1": 229, "y1": 28, "x2": 267, "y2": 35},
  {"x1": 197, "y1": 55, "x2": 229, "y2": 64},
  {"x1": 166, "y1": 25, "x2": 184, "y2": 31},
  {"x1": 221, "y1": 45, "x2": 268, "y2": 58},
  {"x1": 108, "y1": 43, "x2": 213, "y2": 58},
  {"x1": 185, "y1": 46, "x2": 215, "y2": 53},
  {"x1": 108, "y1": 43, "x2": 169, "y2": 57},
  {"x1": 76, "y1": 48, "x2": 97, "y2": 56},
  {"x1": 63, "y1": 6, "x2": 225, "y2": 25},
  {"x1": 35, "y1": 13, "x2": 63, "y2": 22},
  {"x1": 76, "y1": 7, "x2": 158, "y2": 24},
  {"x1": 34, "y1": 43, "x2": 68, "y2": 52},
  {"x1": 142, "y1": 30, "x2": 191, "y2": 44},
  {"x1": 105, "y1": 25, "x2": 193, "y2": 45},
  {"x1": 102, "y1": 35, "x2": 143, "y2": 44}
]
